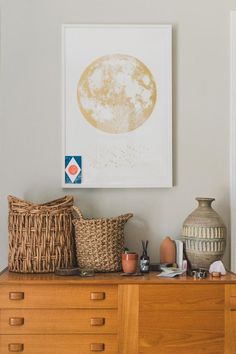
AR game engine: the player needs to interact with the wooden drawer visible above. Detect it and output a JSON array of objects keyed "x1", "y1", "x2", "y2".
[
  {"x1": 0, "y1": 308, "x2": 117, "y2": 334},
  {"x1": 139, "y1": 285, "x2": 225, "y2": 354},
  {"x1": 139, "y1": 284, "x2": 225, "y2": 311},
  {"x1": 0, "y1": 334, "x2": 117, "y2": 353},
  {"x1": 139, "y1": 310, "x2": 224, "y2": 354},
  {"x1": 0, "y1": 285, "x2": 117, "y2": 308},
  {"x1": 227, "y1": 310, "x2": 236, "y2": 354},
  {"x1": 229, "y1": 285, "x2": 236, "y2": 297},
  {"x1": 229, "y1": 296, "x2": 236, "y2": 309}
]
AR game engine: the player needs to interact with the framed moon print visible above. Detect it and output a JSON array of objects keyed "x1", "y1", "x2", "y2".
[{"x1": 62, "y1": 24, "x2": 172, "y2": 188}]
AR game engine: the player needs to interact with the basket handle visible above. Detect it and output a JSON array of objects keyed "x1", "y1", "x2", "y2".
[
  {"x1": 73, "y1": 206, "x2": 84, "y2": 219},
  {"x1": 42, "y1": 195, "x2": 74, "y2": 209},
  {"x1": 73, "y1": 208, "x2": 133, "y2": 221},
  {"x1": 121, "y1": 213, "x2": 133, "y2": 222},
  {"x1": 8, "y1": 195, "x2": 74, "y2": 212}
]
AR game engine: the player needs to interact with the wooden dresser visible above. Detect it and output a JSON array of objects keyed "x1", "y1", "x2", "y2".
[{"x1": 0, "y1": 269, "x2": 236, "y2": 354}]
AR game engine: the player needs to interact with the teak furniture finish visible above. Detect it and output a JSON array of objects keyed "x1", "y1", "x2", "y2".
[{"x1": 0, "y1": 270, "x2": 236, "y2": 353}]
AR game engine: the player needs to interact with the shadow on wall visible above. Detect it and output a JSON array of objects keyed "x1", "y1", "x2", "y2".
[{"x1": 125, "y1": 216, "x2": 151, "y2": 255}]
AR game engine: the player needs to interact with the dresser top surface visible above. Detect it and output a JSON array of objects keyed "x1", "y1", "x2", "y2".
[{"x1": 1, "y1": 268, "x2": 236, "y2": 285}]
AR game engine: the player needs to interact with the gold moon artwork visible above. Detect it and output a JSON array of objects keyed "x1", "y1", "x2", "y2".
[{"x1": 77, "y1": 54, "x2": 157, "y2": 134}]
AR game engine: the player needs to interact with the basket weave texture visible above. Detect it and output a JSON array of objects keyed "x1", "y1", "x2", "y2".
[
  {"x1": 73, "y1": 207, "x2": 133, "y2": 272},
  {"x1": 8, "y1": 195, "x2": 74, "y2": 273}
]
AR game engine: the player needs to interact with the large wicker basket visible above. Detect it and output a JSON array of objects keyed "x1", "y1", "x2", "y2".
[
  {"x1": 73, "y1": 207, "x2": 133, "y2": 272},
  {"x1": 8, "y1": 195, "x2": 74, "y2": 273}
]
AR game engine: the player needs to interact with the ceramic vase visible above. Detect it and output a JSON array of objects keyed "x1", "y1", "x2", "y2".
[
  {"x1": 160, "y1": 236, "x2": 176, "y2": 264},
  {"x1": 182, "y1": 198, "x2": 226, "y2": 269}
]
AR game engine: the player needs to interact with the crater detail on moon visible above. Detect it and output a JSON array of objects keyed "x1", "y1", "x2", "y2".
[{"x1": 77, "y1": 54, "x2": 157, "y2": 134}]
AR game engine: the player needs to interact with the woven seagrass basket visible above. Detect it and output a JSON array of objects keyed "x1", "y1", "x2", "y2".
[
  {"x1": 73, "y1": 207, "x2": 133, "y2": 272},
  {"x1": 8, "y1": 195, "x2": 74, "y2": 273}
]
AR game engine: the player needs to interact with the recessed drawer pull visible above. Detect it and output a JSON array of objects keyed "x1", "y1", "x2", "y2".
[
  {"x1": 8, "y1": 343, "x2": 24, "y2": 352},
  {"x1": 90, "y1": 317, "x2": 105, "y2": 326},
  {"x1": 90, "y1": 292, "x2": 105, "y2": 300},
  {"x1": 9, "y1": 317, "x2": 24, "y2": 326},
  {"x1": 9, "y1": 292, "x2": 24, "y2": 301},
  {"x1": 90, "y1": 343, "x2": 105, "y2": 352}
]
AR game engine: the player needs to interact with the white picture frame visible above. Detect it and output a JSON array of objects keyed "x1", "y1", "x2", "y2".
[{"x1": 62, "y1": 24, "x2": 172, "y2": 188}]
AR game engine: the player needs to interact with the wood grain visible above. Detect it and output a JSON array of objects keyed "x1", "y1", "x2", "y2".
[
  {"x1": 229, "y1": 296, "x2": 236, "y2": 308},
  {"x1": 0, "y1": 335, "x2": 117, "y2": 354},
  {"x1": 0, "y1": 285, "x2": 118, "y2": 309},
  {"x1": 1, "y1": 270, "x2": 236, "y2": 285},
  {"x1": 139, "y1": 310, "x2": 224, "y2": 354},
  {"x1": 118, "y1": 285, "x2": 139, "y2": 354},
  {"x1": 227, "y1": 311, "x2": 236, "y2": 354},
  {"x1": 139, "y1": 329, "x2": 224, "y2": 354},
  {"x1": 224, "y1": 285, "x2": 231, "y2": 354},
  {"x1": 139, "y1": 284, "x2": 224, "y2": 311},
  {"x1": 224, "y1": 285, "x2": 236, "y2": 354},
  {"x1": 139, "y1": 285, "x2": 225, "y2": 354},
  {"x1": 229, "y1": 284, "x2": 236, "y2": 296},
  {"x1": 0, "y1": 309, "x2": 117, "y2": 334},
  {"x1": 1, "y1": 270, "x2": 236, "y2": 353}
]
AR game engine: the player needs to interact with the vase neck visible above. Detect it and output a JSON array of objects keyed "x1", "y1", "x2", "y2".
[{"x1": 196, "y1": 197, "x2": 215, "y2": 208}]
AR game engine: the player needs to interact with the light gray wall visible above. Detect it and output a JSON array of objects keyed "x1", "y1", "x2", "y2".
[{"x1": 0, "y1": 0, "x2": 234, "y2": 271}]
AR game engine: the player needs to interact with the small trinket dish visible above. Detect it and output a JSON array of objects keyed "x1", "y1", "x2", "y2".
[
  {"x1": 79, "y1": 268, "x2": 95, "y2": 277},
  {"x1": 55, "y1": 267, "x2": 95, "y2": 277},
  {"x1": 149, "y1": 263, "x2": 162, "y2": 272},
  {"x1": 55, "y1": 268, "x2": 80, "y2": 276},
  {"x1": 120, "y1": 272, "x2": 143, "y2": 276},
  {"x1": 209, "y1": 260, "x2": 226, "y2": 276},
  {"x1": 211, "y1": 271, "x2": 221, "y2": 277},
  {"x1": 190, "y1": 268, "x2": 208, "y2": 279}
]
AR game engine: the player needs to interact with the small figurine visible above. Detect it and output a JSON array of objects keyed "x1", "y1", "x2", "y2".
[
  {"x1": 209, "y1": 260, "x2": 226, "y2": 276},
  {"x1": 140, "y1": 240, "x2": 150, "y2": 273}
]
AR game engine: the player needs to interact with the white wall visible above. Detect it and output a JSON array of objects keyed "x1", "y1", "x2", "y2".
[{"x1": 0, "y1": 0, "x2": 235, "y2": 271}]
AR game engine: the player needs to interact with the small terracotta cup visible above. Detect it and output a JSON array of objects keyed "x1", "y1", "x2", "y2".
[{"x1": 122, "y1": 253, "x2": 138, "y2": 273}]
